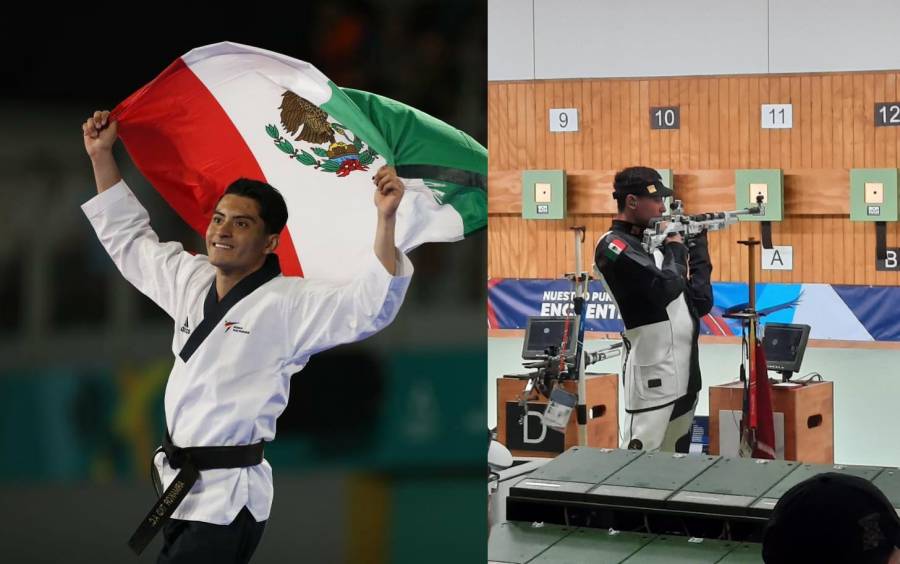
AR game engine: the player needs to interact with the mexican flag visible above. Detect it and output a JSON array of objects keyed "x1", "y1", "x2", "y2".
[
  {"x1": 603, "y1": 239, "x2": 627, "y2": 262},
  {"x1": 110, "y1": 42, "x2": 486, "y2": 280}
]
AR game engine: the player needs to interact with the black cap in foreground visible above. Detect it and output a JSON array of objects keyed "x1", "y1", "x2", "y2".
[{"x1": 762, "y1": 472, "x2": 900, "y2": 564}]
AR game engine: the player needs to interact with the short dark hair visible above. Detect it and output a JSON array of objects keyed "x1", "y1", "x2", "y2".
[{"x1": 219, "y1": 178, "x2": 288, "y2": 234}]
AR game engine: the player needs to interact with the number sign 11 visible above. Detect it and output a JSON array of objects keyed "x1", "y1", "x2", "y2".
[{"x1": 761, "y1": 104, "x2": 793, "y2": 129}]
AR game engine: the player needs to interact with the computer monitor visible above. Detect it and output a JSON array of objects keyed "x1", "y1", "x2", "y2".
[
  {"x1": 521, "y1": 316, "x2": 579, "y2": 360},
  {"x1": 763, "y1": 323, "x2": 811, "y2": 379}
]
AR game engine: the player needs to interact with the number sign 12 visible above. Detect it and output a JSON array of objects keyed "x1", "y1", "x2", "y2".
[{"x1": 876, "y1": 103, "x2": 900, "y2": 127}]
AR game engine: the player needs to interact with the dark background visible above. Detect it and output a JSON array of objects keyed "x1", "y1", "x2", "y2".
[{"x1": 0, "y1": 3, "x2": 487, "y2": 562}]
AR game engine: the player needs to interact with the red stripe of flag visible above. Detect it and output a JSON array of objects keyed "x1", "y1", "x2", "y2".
[
  {"x1": 110, "y1": 58, "x2": 303, "y2": 276},
  {"x1": 752, "y1": 339, "x2": 776, "y2": 459}
]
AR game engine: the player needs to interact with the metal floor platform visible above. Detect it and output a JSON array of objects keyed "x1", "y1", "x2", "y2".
[
  {"x1": 489, "y1": 521, "x2": 763, "y2": 563},
  {"x1": 505, "y1": 447, "x2": 900, "y2": 541}
]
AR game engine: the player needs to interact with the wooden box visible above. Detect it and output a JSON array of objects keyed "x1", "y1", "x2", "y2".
[
  {"x1": 709, "y1": 380, "x2": 833, "y2": 463},
  {"x1": 497, "y1": 373, "x2": 618, "y2": 458}
]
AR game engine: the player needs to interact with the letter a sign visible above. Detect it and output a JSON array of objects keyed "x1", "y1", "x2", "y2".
[{"x1": 762, "y1": 246, "x2": 793, "y2": 271}]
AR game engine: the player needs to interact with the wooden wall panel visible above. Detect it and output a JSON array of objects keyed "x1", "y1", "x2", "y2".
[{"x1": 488, "y1": 71, "x2": 900, "y2": 284}]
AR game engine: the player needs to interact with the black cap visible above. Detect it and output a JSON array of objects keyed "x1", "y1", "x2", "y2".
[
  {"x1": 612, "y1": 166, "x2": 674, "y2": 199},
  {"x1": 762, "y1": 472, "x2": 900, "y2": 564}
]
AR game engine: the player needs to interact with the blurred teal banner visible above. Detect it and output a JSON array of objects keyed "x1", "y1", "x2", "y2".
[{"x1": 0, "y1": 348, "x2": 485, "y2": 482}]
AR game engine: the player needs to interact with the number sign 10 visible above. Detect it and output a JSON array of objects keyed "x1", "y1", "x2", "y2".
[{"x1": 650, "y1": 107, "x2": 679, "y2": 130}]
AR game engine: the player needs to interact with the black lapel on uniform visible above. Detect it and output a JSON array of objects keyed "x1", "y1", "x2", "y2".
[{"x1": 178, "y1": 254, "x2": 282, "y2": 362}]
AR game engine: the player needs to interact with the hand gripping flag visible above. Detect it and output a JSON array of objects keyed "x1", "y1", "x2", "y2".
[{"x1": 110, "y1": 42, "x2": 486, "y2": 280}]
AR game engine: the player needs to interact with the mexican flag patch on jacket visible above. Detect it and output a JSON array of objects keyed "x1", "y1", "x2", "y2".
[{"x1": 604, "y1": 239, "x2": 628, "y2": 261}]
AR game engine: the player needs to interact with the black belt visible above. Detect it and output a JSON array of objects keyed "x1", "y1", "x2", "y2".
[{"x1": 127, "y1": 432, "x2": 265, "y2": 555}]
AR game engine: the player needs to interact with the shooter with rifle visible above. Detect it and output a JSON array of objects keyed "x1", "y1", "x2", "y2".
[{"x1": 594, "y1": 167, "x2": 763, "y2": 453}]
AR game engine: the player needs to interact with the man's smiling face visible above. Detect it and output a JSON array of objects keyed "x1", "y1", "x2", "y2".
[{"x1": 205, "y1": 194, "x2": 276, "y2": 275}]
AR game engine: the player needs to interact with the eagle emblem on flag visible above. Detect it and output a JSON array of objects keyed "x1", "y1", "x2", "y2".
[{"x1": 265, "y1": 91, "x2": 379, "y2": 177}]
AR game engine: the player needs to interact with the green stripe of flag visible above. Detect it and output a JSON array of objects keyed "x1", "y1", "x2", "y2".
[{"x1": 337, "y1": 87, "x2": 487, "y2": 235}]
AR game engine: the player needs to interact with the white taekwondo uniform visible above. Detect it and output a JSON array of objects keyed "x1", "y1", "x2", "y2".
[{"x1": 82, "y1": 180, "x2": 413, "y2": 526}]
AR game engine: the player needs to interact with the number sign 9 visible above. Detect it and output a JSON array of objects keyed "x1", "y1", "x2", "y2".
[{"x1": 549, "y1": 108, "x2": 578, "y2": 132}]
